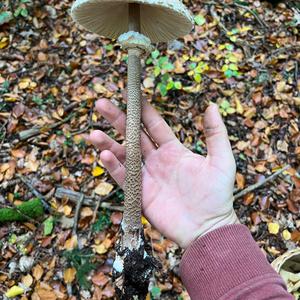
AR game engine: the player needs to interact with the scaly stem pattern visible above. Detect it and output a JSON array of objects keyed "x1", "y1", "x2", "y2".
[{"x1": 123, "y1": 46, "x2": 143, "y2": 249}]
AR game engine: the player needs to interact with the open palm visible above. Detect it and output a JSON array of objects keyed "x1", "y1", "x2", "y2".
[{"x1": 89, "y1": 99, "x2": 238, "y2": 248}]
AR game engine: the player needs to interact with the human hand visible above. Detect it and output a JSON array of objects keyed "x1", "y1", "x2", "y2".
[{"x1": 88, "y1": 99, "x2": 239, "y2": 249}]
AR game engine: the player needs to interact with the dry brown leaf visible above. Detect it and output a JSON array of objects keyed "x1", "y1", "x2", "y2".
[
  {"x1": 92, "y1": 272, "x2": 109, "y2": 287},
  {"x1": 32, "y1": 264, "x2": 44, "y2": 281},
  {"x1": 22, "y1": 274, "x2": 33, "y2": 287}
]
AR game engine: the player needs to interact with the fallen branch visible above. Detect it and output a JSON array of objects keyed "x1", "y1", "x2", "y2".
[
  {"x1": 72, "y1": 193, "x2": 85, "y2": 236},
  {"x1": 18, "y1": 112, "x2": 76, "y2": 141},
  {"x1": 55, "y1": 187, "x2": 123, "y2": 211},
  {"x1": 234, "y1": 165, "x2": 291, "y2": 200}
]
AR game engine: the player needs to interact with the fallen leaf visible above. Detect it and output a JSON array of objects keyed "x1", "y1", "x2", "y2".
[
  {"x1": 64, "y1": 268, "x2": 76, "y2": 284},
  {"x1": 64, "y1": 235, "x2": 78, "y2": 250},
  {"x1": 95, "y1": 182, "x2": 114, "y2": 196},
  {"x1": 92, "y1": 272, "x2": 109, "y2": 287},
  {"x1": 5, "y1": 286, "x2": 24, "y2": 298},
  {"x1": 22, "y1": 274, "x2": 33, "y2": 287},
  {"x1": 0, "y1": 37, "x2": 9, "y2": 49},
  {"x1": 268, "y1": 222, "x2": 280, "y2": 235},
  {"x1": 94, "y1": 238, "x2": 112, "y2": 255},
  {"x1": 92, "y1": 166, "x2": 105, "y2": 177},
  {"x1": 282, "y1": 230, "x2": 291, "y2": 241},
  {"x1": 32, "y1": 264, "x2": 44, "y2": 281}
]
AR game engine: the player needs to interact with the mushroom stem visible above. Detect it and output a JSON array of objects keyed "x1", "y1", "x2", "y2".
[{"x1": 122, "y1": 3, "x2": 143, "y2": 249}]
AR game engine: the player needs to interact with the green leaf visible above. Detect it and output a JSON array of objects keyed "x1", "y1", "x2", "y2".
[
  {"x1": 232, "y1": 70, "x2": 240, "y2": 77},
  {"x1": 43, "y1": 216, "x2": 54, "y2": 236},
  {"x1": 174, "y1": 81, "x2": 182, "y2": 90},
  {"x1": 162, "y1": 62, "x2": 174, "y2": 71},
  {"x1": 189, "y1": 62, "x2": 197, "y2": 70},
  {"x1": 194, "y1": 73, "x2": 202, "y2": 83},
  {"x1": 14, "y1": 7, "x2": 22, "y2": 17},
  {"x1": 157, "y1": 83, "x2": 167, "y2": 96},
  {"x1": 0, "y1": 11, "x2": 12, "y2": 25},
  {"x1": 151, "y1": 286, "x2": 161, "y2": 299},
  {"x1": 220, "y1": 100, "x2": 231, "y2": 110},
  {"x1": 154, "y1": 66, "x2": 161, "y2": 77},
  {"x1": 105, "y1": 44, "x2": 113, "y2": 51},
  {"x1": 194, "y1": 14, "x2": 206, "y2": 26},
  {"x1": 224, "y1": 69, "x2": 233, "y2": 78},
  {"x1": 161, "y1": 73, "x2": 170, "y2": 83},
  {"x1": 151, "y1": 49, "x2": 160, "y2": 59},
  {"x1": 225, "y1": 44, "x2": 234, "y2": 51},
  {"x1": 158, "y1": 56, "x2": 168, "y2": 67},
  {"x1": 166, "y1": 81, "x2": 174, "y2": 90},
  {"x1": 229, "y1": 63, "x2": 238, "y2": 71},
  {"x1": 146, "y1": 57, "x2": 153, "y2": 65},
  {"x1": 20, "y1": 8, "x2": 28, "y2": 18},
  {"x1": 227, "y1": 107, "x2": 236, "y2": 114},
  {"x1": 231, "y1": 28, "x2": 239, "y2": 35}
]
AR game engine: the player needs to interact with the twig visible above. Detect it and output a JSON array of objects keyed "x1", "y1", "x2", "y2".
[
  {"x1": 0, "y1": 120, "x2": 8, "y2": 151},
  {"x1": 16, "y1": 174, "x2": 51, "y2": 211},
  {"x1": 18, "y1": 112, "x2": 76, "y2": 141},
  {"x1": 87, "y1": 191, "x2": 97, "y2": 240},
  {"x1": 234, "y1": 165, "x2": 291, "y2": 200},
  {"x1": 0, "y1": 178, "x2": 21, "y2": 190},
  {"x1": 72, "y1": 193, "x2": 85, "y2": 236},
  {"x1": 55, "y1": 187, "x2": 123, "y2": 211},
  {"x1": 233, "y1": 3, "x2": 269, "y2": 30}
]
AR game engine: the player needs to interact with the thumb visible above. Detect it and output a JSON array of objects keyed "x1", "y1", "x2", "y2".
[{"x1": 204, "y1": 103, "x2": 235, "y2": 166}]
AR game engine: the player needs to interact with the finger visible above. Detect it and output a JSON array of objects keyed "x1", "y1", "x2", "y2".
[
  {"x1": 95, "y1": 99, "x2": 155, "y2": 157},
  {"x1": 204, "y1": 103, "x2": 235, "y2": 166},
  {"x1": 100, "y1": 150, "x2": 125, "y2": 187},
  {"x1": 142, "y1": 100, "x2": 178, "y2": 146},
  {"x1": 89, "y1": 130, "x2": 126, "y2": 163}
]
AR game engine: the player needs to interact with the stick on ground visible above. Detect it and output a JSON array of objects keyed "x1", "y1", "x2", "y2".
[{"x1": 234, "y1": 165, "x2": 291, "y2": 200}]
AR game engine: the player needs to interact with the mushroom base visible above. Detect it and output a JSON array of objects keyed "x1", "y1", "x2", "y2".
[{"x1": 113, "y1": 231, "x2": 161, "y2": 300}]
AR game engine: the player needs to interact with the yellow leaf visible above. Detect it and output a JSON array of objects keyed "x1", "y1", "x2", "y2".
[
  {"x1": 92, "y1": 113, "x2": 98, "y2": 122},
  {"x1": 64, "y1": 267, "x2": 76, "y2": 284},
  {"x1": 94, "y1": 244, "x2": 108, "y2": 255},
  {"x1": 235, "y1": 97, "x2": 244, "y2": 114},
  {"x1": 19, "y1": 78, "x2": 30, "y2": 89},
  {"x1": 93, "y1": 83, "x2": 107, "y2": 94},
  {"x1": 282, "y1": 230, "x2": 291, "y2": 241},
  {"x1": 18, "y1": 78, "x2": 36, "y2": 90},
  {"x1": 95, "y1": 182, "x2": 113, "y2": 196},
  {"x1": 0, "y1": 37, "x2": 9, "y2": 49},
  {"x1": 268, "y1": 222, "x2": 280, "y2": 235},
  {"x1": 5, "y1": 286, "x2": 24, "y2": 298},
  {"x1": 64, "y1": 235, "x2": 78, "y2": 250},
  {"x1": 141, "y1": 216, "x2": 149, "y2": 225},
  {"x1": 94, "y1": 238, "x2": 112, "y2": 255},
  {"x1": 92, "y1": 166, "x2": 105, "y2": 177}
]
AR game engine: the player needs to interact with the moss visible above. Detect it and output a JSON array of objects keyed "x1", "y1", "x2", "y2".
[{"x1": 0, "y1": 199, "x2": 44, "y2": 223}]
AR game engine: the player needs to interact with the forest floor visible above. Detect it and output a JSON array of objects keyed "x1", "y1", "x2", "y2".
[{"x1": 0, "y1": 0, "x2": 299, "y2": 299}]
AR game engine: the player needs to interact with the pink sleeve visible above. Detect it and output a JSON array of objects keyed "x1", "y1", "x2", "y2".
[{"x1": 179, "y1": 224, "x2": 293, "y2": 300}]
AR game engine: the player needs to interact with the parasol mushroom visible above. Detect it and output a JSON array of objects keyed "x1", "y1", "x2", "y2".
[{"x1": 71, "y1": 1, "x2": 193, "y2": 298}]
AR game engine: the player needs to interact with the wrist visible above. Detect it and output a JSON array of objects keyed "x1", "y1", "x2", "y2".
[{"x1": 183, "y1": 209, "x2": 239, "y2": 249}]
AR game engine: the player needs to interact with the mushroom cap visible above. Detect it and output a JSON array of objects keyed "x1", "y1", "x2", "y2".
[{"x1": 71, "y1": 0, "x2": 194, "y2": 43}]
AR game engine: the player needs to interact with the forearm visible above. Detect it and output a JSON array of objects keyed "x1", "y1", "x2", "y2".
[{"x1": 179, "y1": 224, "x2": 293, "y2": 300}]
